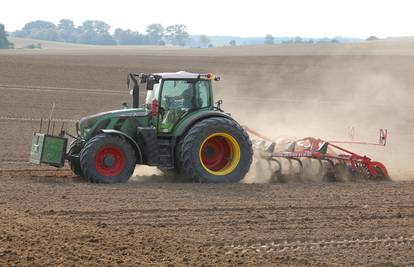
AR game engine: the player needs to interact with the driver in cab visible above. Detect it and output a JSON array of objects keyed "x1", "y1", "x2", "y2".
[{"x1": 166, "y1": 83, "x2": 194, "y2": 110}]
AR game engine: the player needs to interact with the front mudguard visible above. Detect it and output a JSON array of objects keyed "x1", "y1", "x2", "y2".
[{"x1": 98, "y1": 129, "x2": 143, "y2": 164}]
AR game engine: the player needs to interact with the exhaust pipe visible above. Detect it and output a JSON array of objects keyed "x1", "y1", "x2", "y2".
[
  {"x1": 132, "y1": 87, "x2": 139, "y2": 108},
  {"x1": 127, "y1": 73, "x2": 140, "y2": 108}
]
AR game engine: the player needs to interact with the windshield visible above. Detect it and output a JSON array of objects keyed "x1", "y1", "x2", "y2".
[
  {"x1": 160, "y1": 79, "x2": 210, "y2": 110},
  {"x1": 158, "y1": 79, "x2": 211, "y2": 132}
]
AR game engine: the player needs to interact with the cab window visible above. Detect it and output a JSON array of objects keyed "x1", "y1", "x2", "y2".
[
  {"x1": 158, "y1": 79, "x2": 210, "y2": 132},
  {"x1": 195, "y1": 80, "x2": 210, "y2": 108}
]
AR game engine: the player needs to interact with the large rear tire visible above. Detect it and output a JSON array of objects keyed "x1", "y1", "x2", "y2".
[
  {"x1": 80, "y1": 134, "x2": 136, "y2": 183},
  {"x1": 179, "y1": 117, "x2": 252, "y2": 183}
]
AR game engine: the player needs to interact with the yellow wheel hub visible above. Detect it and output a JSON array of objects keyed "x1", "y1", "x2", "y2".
[{"x1": 199, "y1": 132, "x2": 241, "y2": 176}]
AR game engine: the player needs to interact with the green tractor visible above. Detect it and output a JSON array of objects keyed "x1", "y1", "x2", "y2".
[{"x1": 30, "y1": 71, "x2": 253, "y2": 183}]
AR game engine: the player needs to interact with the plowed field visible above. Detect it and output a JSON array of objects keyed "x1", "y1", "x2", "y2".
[
  {"x1": 1, "y1": 172, "x2": 414, "y2": 266},
  {"x1": 1, "y1": 44, "x2": 413, "y2": 266}
]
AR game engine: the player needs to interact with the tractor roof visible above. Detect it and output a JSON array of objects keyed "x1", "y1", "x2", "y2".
[
  {"x1": 156, "y1": 71, "x2": 203, "y2": 79},
  {"x1": 154, "y1": 71, "x2": 219, "y2": 81}
]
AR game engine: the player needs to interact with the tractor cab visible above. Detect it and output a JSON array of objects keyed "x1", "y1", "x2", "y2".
[{"x1": 129, "y1": 71, "x2": 220, "y2": 134}]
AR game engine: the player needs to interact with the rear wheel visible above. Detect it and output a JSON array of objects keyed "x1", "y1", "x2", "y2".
[
  {"x1": 179, "y1": 117, "x2": 253, "y2": 183},
  {"x1": 80, "y1": 134, "x2": 136, "y2": 183}
]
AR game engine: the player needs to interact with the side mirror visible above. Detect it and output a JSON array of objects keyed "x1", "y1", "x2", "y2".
[{"x1": 146, "y1": 76, "x2": 155, "y2": 91}]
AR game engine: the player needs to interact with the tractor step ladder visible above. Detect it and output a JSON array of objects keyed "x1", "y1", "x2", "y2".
[{"x1": 158, "y1": 139, "x2": 173, "y2": 167}]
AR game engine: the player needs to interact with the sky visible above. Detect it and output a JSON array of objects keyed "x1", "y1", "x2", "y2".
[{"x1": 1, "y1": 0, "x2": 413, "y2": 38}]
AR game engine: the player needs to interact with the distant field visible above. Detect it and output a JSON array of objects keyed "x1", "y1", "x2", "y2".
[
  {"x1": 7, "y1": 37, "x2": 186, "y2": 52},
  {"x1": 8, "y1": 37, "x2": 95, "y2": 49},
  {"x1": 5, "y1": 36, "x2": 414, "y2": 56}
]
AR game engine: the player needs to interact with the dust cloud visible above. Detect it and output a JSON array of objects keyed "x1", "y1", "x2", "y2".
[
  {"x1": 215, "y1": 55, "x2": 414, "y2": 182},
  {"x1": 131, "y1": 166, "x2": 165, "y2": 182}
]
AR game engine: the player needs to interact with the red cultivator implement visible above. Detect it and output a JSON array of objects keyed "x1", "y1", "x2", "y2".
[{"x1": 244, "y1": 127, "x2": 390, "y2": 182}]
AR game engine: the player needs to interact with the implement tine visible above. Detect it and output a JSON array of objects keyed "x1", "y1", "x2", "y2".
[
  {"x1": 291, "y1": 158, "x2": 304, "y2": 177},
  {"x1": 287, "y1": 159, "x2": 293, "y2": 174},
  {"x1": 270, "y1": 158, "x2": 283, "y2": 183}
]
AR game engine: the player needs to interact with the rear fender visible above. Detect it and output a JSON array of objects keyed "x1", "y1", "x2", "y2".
[
  {"x1": 173, "y1": 111, "x2": 235, "y2": 137},
  {"x1": 99, "y1": 129, "x2": 143, "y2": 164}
]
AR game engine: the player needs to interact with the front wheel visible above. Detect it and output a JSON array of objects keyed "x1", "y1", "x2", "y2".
[
  {"x1": 80, "y1": 134, "x2": 136, "y2": 183},
  {"x1": 179, "y1": 117, "x2": 253, "y2": 183}
]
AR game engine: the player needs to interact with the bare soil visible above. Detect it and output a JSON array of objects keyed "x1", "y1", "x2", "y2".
[
  {"x1": 0, "y1": 43, "x2": 413, "y2": 265},
  {"x1": 1, "y1": 172, "x2": 414, "y2": 266}
]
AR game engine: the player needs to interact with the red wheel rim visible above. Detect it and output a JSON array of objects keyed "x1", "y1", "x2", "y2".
[
  {"x1": 200, "y1": 136, "x2": 231, "y2": 172},
  {"x1": 95, "y1": 146, "x2": 126, "y2": 177}
]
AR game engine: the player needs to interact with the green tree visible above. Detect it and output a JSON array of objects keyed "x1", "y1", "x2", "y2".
[
  {"x1": 57, "y1": 19, "x2": 77, "y2": 43},
  {"x1": 229, "y1": 39, "x2": 237, "y2": 46},
  {"x1": 0, "y1": 23, "x2": 10, "y2": 48},
  {"x1": 198, "y1": 35, "x2": 210, "y2": 48},
  {"x1": 79, "y1": 20, "x2": 110, "y2": 35},
  {"x1": 114, "y1": 28, "x2": 147, "y2": 45},
  {"x1": 14, "y1": 20, "x2": 58, "y2": 41},
  {"x1": 264, "y1": 34, "x2": 274, "y2": 45},
  {"x1": 294, "y1": 36, "x2": 303, "y2": 43},
  {"x1": 77, "y1": 20, "x2": 115, "y2": 45},
  {"x1": 146, "y1": 24, "x2": 164, "y2": 45},
  {"x1": 33, "y1": 29, "x2": 59, "y2": 41},
  {"x1": 367, "y1": 35, "x2": 379, "y2": 41},
  {"x1": 165, "y1": 24, "x2": 189, "y2": 46},
  {"x1": 20, "y1": 20, "x2": 56, "y2": 32}
]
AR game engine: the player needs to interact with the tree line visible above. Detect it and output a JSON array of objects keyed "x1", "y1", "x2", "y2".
[
  {"x1": 1, "y1": 20, "x2": 358, "y2": 49},
  {"x1": 11, "y1": 19, "x2": 191, "y2": 46}
]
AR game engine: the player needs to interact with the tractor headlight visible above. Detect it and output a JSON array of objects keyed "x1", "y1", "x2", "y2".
[{"x1": 204, "y1": 73, "x2": 220, "y2": 81}]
